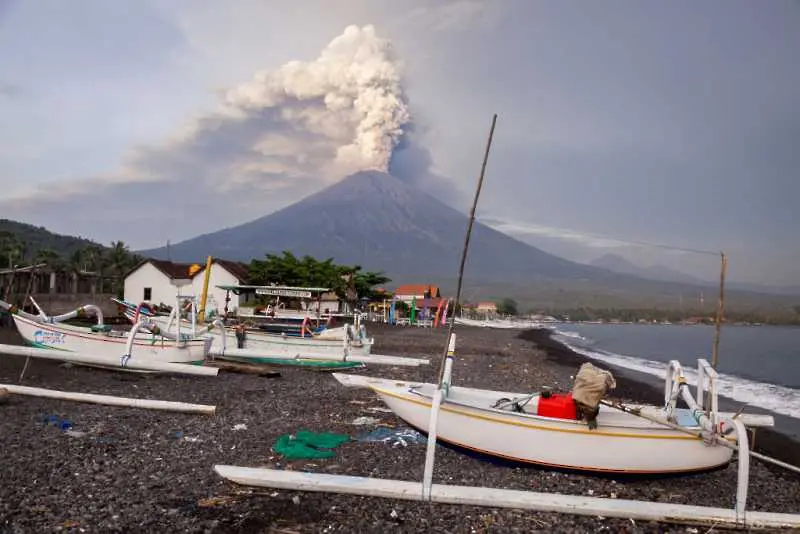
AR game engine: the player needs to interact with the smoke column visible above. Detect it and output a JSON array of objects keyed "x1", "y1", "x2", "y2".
[{"x1": 220, "y1": 24, "x2": 410, "y2": 177}]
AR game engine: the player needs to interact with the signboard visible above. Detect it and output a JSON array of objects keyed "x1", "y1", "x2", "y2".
[{"x1": 256, "y1": 288, "x2": 313, "y2": 298}]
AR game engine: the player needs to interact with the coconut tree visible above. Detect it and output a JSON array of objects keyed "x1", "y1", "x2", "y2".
[
  {"x1": 82, "y1": 244, "x2": 107, "y2": 294},
  {"x1": 106, "y1": 240, "x2": 134, "y2": 296}
]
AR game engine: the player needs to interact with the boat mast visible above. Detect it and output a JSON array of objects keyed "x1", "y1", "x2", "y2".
[
  {"x1": 436, "y1": 114, "x2": 498, "y2": 382},
  {"x1": 710, "y1": 251, "x2": 728, "y2": 369}
]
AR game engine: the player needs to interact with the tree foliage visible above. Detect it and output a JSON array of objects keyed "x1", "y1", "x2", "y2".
[
  {"x1": 0, "y1": 229, "x2": 141, "y2": 296},
  {"x1": 248, "y1": 250, "x2": 390, "y2": 302},
  {"x1": 496, "y1": 298, "x2": 518, "y2": 316}
]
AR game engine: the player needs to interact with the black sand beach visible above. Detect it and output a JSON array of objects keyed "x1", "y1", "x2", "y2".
[{"x1": 1, "y1": 323, "x2": 798, "y2": 533}]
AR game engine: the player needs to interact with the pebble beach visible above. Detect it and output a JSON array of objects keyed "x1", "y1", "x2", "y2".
[{"x1": 1, "y1": 323, "x2": 799, "y2": 533}]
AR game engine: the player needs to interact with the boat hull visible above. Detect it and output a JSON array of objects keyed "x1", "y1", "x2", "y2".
[
  {"x1": 12, "y1": 315, "x2": 207, "y2": 365},
  {"x1": 370, "y1": 383, "x2": 734, "y2": 474}
]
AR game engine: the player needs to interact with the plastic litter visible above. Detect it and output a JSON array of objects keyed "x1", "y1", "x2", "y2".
[
  {"x1": 351, "y1": 416, "x2": 380, "y2": 426},
  {"x1": 356, "y1": 427, "x2": 427, "y2": 447}
]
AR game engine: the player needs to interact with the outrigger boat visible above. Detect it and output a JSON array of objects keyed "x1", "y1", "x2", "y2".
[
  {"x1": 212, "y1": 115, "x2": 800, "y2": 529},
  {"x1": 114, "y1": 296, "x2": 427, "y2": 369},
  {"x1": 214, "y1": 335, "x2": 800, "y2": 529},
  {"x1": 113, "y1": 297, "x2": 375, "y2": 356},
  {"x1": 0, "y1": 298, "x2": 214, "y2": 376}
]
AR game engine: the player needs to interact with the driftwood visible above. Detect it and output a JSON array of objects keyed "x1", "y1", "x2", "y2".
[{"x1": 206, "y1": 360, "x2": 281, "y2": 378}]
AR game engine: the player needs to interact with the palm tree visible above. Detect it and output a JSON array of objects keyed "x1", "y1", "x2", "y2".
[
  {"x1": 106, "y1": 241, "x2": 135, "y2": 296},
  {"x1": 34, "y1": 248, "x2": 63, "y2": 294},
  {"x1": 82, "y1": 245, "x2": 107, "y2": 294},
  {"x1": 67, "y1": 248, "x2": 86, "y2": 294}
]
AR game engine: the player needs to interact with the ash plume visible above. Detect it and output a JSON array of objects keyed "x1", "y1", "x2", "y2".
[{"x1": 218, "y1": 24, "x2": 411, "y2": 179}]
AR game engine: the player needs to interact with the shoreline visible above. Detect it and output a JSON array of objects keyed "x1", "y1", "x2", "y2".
[{"x1": 519, "y1": 326, "x2": 800, "y2": 469}]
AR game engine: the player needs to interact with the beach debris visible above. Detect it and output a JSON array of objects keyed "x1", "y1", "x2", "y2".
[
  {"x1": 41, "y1": 414, "x2": 73, "y2": 432},
  {"x1": 232, "y1": 423, "x2": 248, "y2": 431},
  {"x1": 356, "y1": 427, "x2": 427, "y2": 447},
  {"x1": 273, "y1": 430, "x2": 350, "y2": 460},
  {"x1": 366, "y1": 406, "x2": 393, "y2": 413},
  {"x1": 351, "y1": 416, "x2": 380, "y2": 426},
  {"x1": 197, "y1": 495, "x2": 237, "y2": 508}
]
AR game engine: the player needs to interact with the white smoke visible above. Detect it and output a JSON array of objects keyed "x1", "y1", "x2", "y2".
[{"x1": 215, "y1": 24, "x2": 410, "y2": 178}]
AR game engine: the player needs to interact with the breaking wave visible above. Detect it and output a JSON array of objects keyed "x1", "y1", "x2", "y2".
[{"x1": 551, "y1": 327, "x2": 800, "y2": 420}]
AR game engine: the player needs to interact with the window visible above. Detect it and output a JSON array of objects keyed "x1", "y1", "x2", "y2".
[{"x1": 143, "y1": 287, "x2": 152, "y2": 301}]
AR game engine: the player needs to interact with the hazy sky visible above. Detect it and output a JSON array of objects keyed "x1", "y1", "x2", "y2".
[{"x1": 1, "y1": 0, "x2": 798, "y2": 286}]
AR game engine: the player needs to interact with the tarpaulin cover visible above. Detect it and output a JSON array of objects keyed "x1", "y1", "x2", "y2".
[
  {"x1": 571, "y1": 362, "x2": 616, "y2": 410},
  {"x1": 273, "y1": 430, "x2": 350, "y2": 460}
]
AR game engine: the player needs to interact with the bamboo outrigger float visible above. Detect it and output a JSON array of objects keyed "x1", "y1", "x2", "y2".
[{"x1": 0, "y1": 383, "x2": 216, "y2": 414}]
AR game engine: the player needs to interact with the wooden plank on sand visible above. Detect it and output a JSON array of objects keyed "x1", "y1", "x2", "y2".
[{"x1": 206, "y1": 361, "x2": 282, "y2": 378}]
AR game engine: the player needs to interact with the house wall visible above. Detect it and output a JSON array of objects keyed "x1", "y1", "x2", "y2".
[
  {"x1": 123, "y1": 263, "x2": 177, "y2": 307},
  {"x1": 190, "y1": 263, "x2": 244, "y2": 315}
]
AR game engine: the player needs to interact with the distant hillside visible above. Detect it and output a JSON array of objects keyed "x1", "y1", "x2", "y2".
[
  {"x1": 0, "y1": 219, "x2": 107, "y2": 259},
  {"x1": 589, "y1": 253, "x2": 709, "y2": 286},
  {"x1": 138, "y1": 171, "x2": 800, "y2": 313}
]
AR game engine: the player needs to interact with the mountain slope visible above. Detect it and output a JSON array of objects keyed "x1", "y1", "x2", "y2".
[
  {"x1": 141, "y1": 171, "x2": 633, "y2": 283},
  {"x1": 590, "y1": 253, "x2": 709, "y2": 286},
  {"x1": 0, "y1": 219, "x2": 107, "y2": 259}
]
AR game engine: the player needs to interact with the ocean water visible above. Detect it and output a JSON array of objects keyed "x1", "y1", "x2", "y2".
[{"x1": 550, "y1": 323, "x2": 800, "y2": 421}]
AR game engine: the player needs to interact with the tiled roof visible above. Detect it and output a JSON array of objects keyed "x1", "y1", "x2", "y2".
[
  {"x1": 127, "y1": 258, "x2": 250, "y2": 282},
  {"x1": 394, "y1": 284, "x2": 440, "y2": 297},
  {"x1": 208, "y1": 259, "x2": 250, "y2": 282},
  {"x1": 147, "y1": 259, "x2": 196, "y2": 279}
]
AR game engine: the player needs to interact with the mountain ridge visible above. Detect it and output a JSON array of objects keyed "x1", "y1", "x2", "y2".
[{"x1": 140, "y1": 171, "x2": 631, "y2": 282}]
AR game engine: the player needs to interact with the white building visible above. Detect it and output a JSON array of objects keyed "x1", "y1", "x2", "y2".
[{"x1": 123, "y1": 259, "x2": 252, "y2": 315}]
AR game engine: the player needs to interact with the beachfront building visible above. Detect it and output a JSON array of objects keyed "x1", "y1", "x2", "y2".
[
  {"x1": 391, "y1": 284, "x2": 449, "y2": 325},
  {"x1": 461, "y1": 301, "x2": 498, "y2": 320},
  {"x1": 123, "y1": 258, "x2": 251, "y2": 315}
]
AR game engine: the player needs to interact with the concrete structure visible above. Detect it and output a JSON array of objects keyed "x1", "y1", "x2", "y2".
[
  {"x1": 0, "y1": 264, "x2": 117, "y2": 316},
  {"x1": 393, "y1": 284, "x2": 440, "y2": 304},
  {"x1": 123, "y1": 259, "x2": 251, "y2": 315}
]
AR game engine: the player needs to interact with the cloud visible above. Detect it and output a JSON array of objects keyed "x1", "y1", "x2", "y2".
[
  {"x1": 480, "y1": 216, "x2": 633, "y2": 249},
  {"x1": 0, "y1": 83, "x2": 20, "y2": 99},
  {"x1": 0, "y1": 24, "x2": 419, "y2": 247},
  {"x1": 399, "y1": 0, "x2": 502, "y2": 32}
]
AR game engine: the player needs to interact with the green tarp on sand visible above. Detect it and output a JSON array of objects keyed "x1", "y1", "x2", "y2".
[{"x1": 273, "y1": 430, "x2": 351, "y2": 460}]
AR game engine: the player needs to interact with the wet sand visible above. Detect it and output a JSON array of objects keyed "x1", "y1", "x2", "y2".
[{"x1": 0, "y1": 322, "x2": 798, "y2": 533}]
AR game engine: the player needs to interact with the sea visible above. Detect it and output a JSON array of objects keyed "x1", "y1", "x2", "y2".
[{"x1": 548, "y1": 322, "x2": 800, "y2": 438}]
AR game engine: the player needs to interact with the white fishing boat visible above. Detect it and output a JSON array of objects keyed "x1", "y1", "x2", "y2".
[
  {"x1": 11, "y1": 313, "x2": 209, "y2": 368},
  {"x1": 114, "y1": 297, "x2": 375, "y2": 356},
  {"x1": 336, "y1": 373, "x2": 737, "y2": 474}
]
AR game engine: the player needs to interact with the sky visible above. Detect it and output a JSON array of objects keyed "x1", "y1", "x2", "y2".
[{"x1": 0, "y1": 0, "x2": 798, "y2": 286}]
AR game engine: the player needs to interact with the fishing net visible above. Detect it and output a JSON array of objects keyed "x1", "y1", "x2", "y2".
[{"x1": 273, "y1": 430, "x2": 351, "y2": 460}]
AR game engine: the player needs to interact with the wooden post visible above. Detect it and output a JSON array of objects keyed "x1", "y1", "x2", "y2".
[{"x1": 711, "y1": 252, "x2": 727, "y2": 369}]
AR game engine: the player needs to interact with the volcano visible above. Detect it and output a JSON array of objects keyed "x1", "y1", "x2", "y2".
[{"x1": 139, "y1": 171, "x2": 623, "y2": 281}]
